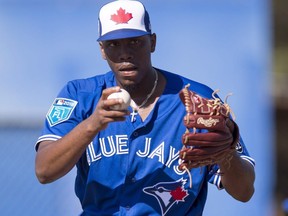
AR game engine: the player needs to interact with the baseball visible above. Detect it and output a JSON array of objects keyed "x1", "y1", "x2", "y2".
[{"x1": 107, "y1": 89, "x2": 131, "y2": 110}]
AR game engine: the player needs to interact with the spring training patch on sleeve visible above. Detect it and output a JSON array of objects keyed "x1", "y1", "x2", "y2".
[{"x1": 46, "y1": 98, "x2": 78, "y2": 127}]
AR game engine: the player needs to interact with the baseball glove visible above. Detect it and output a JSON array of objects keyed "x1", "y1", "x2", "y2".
[{"x1": 178, "y1": 84, "x2": 239, "y2": 173}]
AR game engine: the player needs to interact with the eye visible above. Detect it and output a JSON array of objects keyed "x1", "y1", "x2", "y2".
[
  {"x1": 104, "y1": 41, "x2": 119, "y2": 48},
  {"x1": 130, "y1": 39, "x2": 140, "y2": 45},
  {"x1": 108, "y1": 42, "x2": 117, "y2": 47}
]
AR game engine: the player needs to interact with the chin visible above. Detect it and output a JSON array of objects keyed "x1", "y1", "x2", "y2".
[{"x1": 121, "y1": 83, "x2": 139, "y2": 92}]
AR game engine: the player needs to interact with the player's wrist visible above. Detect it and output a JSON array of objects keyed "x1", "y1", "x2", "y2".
[{"x1": 80, "y1": 117, "x2": 102, "y2": 137}]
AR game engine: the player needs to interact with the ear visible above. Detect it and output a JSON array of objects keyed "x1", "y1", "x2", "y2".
[
  {"x1": 150, "y1": 33, "x2": 157, "y2": 53},
  {"x1": 99, "y1": 42, "x2": 107, "y2": 60}
]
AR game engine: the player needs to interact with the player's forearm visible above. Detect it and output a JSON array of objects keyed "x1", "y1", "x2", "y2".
[
  {"x1": 35, "y1": 118, "x2": 100, "y2": 184},
  {"x1": 218, "y1": 151, "x2": 255, "y2": 202}
]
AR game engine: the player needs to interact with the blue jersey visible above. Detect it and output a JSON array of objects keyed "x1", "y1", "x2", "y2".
[{"x1": 36, "y1": 69, "x2": 255, "y2": 216}]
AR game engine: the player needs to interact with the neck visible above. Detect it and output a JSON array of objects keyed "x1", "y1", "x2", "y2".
[{"x1": 132, "y1": 68, "x2": 158, "y2": 109}]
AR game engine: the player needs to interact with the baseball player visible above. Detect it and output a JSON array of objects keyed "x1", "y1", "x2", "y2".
[{"x1": 35, "y1": 0, "x2": 255, "y2": 215}]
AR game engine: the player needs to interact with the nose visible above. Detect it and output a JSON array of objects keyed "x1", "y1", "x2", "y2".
[{"x1": 119, "y1": 45, "x2": 133, "y2": 61}]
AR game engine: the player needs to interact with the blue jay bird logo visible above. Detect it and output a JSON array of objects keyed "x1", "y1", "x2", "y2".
[{"x1": 143, "y1": 178, "x2": 189, "y2": 215}]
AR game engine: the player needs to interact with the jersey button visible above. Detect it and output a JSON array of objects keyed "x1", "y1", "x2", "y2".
[
  {"x1": 131, "y1": 177, "x2": 136, "y2": 183},
  {"x1": 133, "y1": 132, "x2": 138, "y2": 137}
]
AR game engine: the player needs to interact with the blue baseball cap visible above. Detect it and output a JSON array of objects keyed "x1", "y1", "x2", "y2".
[{"x1": 97, "y1": 0, "x2": 152, "y2": 42}]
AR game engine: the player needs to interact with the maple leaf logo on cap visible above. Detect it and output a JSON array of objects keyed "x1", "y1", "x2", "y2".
[{"x1": 111, "y1": 7, "x2": 133, "y2": 24}]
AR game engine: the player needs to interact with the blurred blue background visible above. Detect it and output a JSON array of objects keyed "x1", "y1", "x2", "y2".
[{"x1": 0, "y1": 0, "x2": 275, "y2": 215}]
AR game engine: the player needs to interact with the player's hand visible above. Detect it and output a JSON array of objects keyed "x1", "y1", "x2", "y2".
[{"x1": 87, "y1": 86, "x2": 130, "y2": 132}]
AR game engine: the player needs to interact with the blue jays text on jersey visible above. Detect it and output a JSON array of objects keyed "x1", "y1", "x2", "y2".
[{"x1": 36, "y1": 69, "x2": 255, "y2": 216}]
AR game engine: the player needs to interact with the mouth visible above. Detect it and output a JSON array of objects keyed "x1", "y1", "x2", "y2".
[{"x1": 118, "y1": 63, "x2": 138, "y2": 75}]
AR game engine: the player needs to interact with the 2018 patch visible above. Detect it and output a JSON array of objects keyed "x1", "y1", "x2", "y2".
[{"x1": 46, "y1": 98, "x2": 78, "y2": 127}]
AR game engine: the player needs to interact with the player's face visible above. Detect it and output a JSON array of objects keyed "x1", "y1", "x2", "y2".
[{"x1": 99, "y1": 34, "x2": 156, "y2": 89}]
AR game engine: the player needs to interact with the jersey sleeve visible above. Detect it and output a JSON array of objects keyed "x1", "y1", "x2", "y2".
[
  {"x1": 35, "y1": 81, "x2": 83, "y2": 150},
  {"x1": 207, "y1": 136, "x2": 255, "y2": 189},
  {"x1": 34, "y1": 73, "x2": 110, "y2": 151}
]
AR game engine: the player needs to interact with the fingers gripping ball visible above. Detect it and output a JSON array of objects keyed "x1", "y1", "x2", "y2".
[
  {"x1": 178, "y1": 84, "x2": 239, "y2": 172},
  {"x1": 107, "y1": 89, "x2": 131, "y2": 110}
]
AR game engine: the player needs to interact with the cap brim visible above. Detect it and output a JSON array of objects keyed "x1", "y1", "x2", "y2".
[{"x1": 97, "y1": 29, "x2": 150, "y2": 42}]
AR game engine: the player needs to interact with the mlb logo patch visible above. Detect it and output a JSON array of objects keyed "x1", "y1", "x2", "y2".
[{"x1": 46, "y1": 98, "x2": 78, "y2": 127}]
